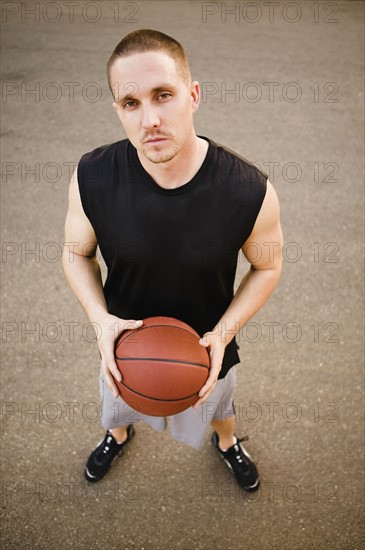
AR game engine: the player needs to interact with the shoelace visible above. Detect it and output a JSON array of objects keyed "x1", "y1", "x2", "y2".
[
  {"x1": 102, "y1": 435, "x2": 115, "y2": 455},
  {"x1": 233, "y1": 436, "x2": 249, "y2": 464},
  {"x1": 236, "y1": 436, "x2": 249, "y2": 444}
]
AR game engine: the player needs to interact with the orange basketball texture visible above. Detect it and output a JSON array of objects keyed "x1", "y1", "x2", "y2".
[{"x1": 114, "y1": 316, "x2": 211, "y2": 416}]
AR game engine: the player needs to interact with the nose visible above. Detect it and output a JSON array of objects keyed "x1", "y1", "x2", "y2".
[{"x1": 141, "y1": 104, "x2": 160, "y2": 130}]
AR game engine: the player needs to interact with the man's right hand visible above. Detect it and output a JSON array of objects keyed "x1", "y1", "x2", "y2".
[{"x1": 97, "y1": 314, "x2": 144, "y2": 397}]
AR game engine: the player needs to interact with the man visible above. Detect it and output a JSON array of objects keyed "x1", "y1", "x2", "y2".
[{"x1": 62, "y1": 29, "x2": 283, "y2": 491}]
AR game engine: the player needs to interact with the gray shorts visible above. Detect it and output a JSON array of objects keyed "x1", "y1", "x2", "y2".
[{"x1": 99, "y1": 365, "x2": 237, "y2": 450}]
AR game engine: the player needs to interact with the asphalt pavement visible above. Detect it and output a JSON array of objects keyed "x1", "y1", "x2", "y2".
[{"x1": 1, "y1": 1, "x2": 364, "y2": 549}]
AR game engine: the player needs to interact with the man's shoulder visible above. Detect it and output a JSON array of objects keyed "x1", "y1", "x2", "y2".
[
  {"x1": 209, "y1": 138, "x2": 268, "y2": 181},
  {"x1": 79, "y1": 138, "x2": 129, "y2": 165}
]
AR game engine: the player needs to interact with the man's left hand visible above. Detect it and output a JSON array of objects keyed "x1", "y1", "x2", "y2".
[{"x1": 193, "y1": 330, "x2": 226, "y2": 408}]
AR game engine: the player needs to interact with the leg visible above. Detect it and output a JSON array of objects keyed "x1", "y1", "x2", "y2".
[
  {"x1": 211, "y1": 414, "x2": 260, "y2": 491},
  {"x1": 85, "y1": 365, "x2": 167, "y2": 482},
  {"x1": 209, "y1": 368, "x2": 260, "y2": 491},
  {"x1": 110, "y1": 425, "x2": 128, "y2": 443},
  {"x1": 211, "y1": 416, "x2": 236, "y2": 450},
  {"x1": 170, "y1": 366, "x2": 237, "y2": 450}
]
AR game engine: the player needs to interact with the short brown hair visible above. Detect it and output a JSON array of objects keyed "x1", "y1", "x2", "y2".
[{"x1": 107, "y1": 29, "x2": 191, "y2": 95}]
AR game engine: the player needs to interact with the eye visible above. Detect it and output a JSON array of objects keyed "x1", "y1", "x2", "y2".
[
  {"x1": 157, "y1": 92, "x2": 171, "y2": 100},
  {"x1": 123, "y1": 100, "x2": 138, "y2": 109}
]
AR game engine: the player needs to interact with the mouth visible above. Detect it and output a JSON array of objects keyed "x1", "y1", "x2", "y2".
[{"x1": 144, "y1": 137, "x2": 169, "y2": 145}]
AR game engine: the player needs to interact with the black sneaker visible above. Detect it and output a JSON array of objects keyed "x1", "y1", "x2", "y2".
[
  {"x1": 212, "y1": 432, "x2": 260, "y2": 492},
  {"x1": 84, "y1": 425, "x2": 135, "y2": 482}
]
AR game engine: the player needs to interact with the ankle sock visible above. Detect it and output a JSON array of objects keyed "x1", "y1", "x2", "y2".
[
  {"x1": 219, "y1": 435, "x2": 237, "y2": 452},
  {"x1": 109, "y1": 430, "x2": 128, "y2": 445}
]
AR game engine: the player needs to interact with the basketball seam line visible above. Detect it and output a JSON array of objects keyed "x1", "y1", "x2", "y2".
[
  {"x1": 118, "y1": 380, "x2": 200, "y2": 402},
  {"x1": 116, "y1": 323, "x2": 201, "y2": 345},
  {"x1": 114, "y1": 357, "x2": 209, "y2": 369}
]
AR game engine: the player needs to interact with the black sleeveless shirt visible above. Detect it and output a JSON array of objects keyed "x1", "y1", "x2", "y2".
[{"x1": 78, "y1": 137, "x2": 268, "y2": 379}]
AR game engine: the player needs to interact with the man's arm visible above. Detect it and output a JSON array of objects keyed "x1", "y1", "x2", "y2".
[
  {"x1": 62, "y1": 168, "x2": 143, "y2": 397},
  {"x1": 194, "y1": 179, "x2": 283, "y2": 407}
]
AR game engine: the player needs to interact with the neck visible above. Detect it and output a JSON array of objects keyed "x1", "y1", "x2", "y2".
[{"x1": 137, "y1": 133, "x2": 209, "y2": 189}]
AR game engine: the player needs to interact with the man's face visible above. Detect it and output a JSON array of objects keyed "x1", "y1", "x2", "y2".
[{"x1": 110, "y1": 51, "x2": 200, "y2": 164}]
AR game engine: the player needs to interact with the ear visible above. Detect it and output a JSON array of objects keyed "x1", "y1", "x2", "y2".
[{"x1": 190, "y1": 80, "x2": 201, "y2": 113}]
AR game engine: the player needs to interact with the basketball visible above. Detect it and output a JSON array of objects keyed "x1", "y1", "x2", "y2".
[{"x1": 114, "y1": 316, "x2": 211, "y2": 416}]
